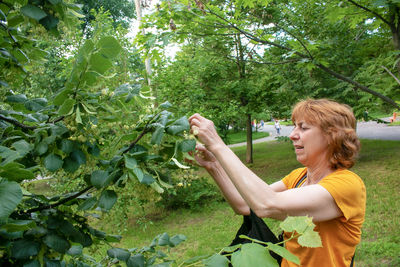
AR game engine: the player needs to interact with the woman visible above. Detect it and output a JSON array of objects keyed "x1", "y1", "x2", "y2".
[{"x1": 189, "y1": 99, "x2": 366, "y2": 267}]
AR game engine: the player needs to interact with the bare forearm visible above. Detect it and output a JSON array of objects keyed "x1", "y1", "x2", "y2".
[
  {"x1": 207, "y1": 162, "x2": 250, "y2": 215},
  {"x1": 209, "y1": 144, "x2": 280, "y2": 218}
]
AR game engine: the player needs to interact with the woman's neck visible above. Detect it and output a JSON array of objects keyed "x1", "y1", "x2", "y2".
[{"x1": 306, "y1": 165, "x2": 335, "y2": 185}]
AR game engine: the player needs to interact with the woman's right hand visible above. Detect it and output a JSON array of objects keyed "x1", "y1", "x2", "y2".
[
  {"x1": 188, "y1": 113, "x2": 225, "y2": 152},
  {"x1": 193, "y1": 144, "x2": 218, "y2": 171}
]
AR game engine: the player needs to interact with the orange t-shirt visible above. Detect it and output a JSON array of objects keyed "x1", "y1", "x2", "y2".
[{"x1": 281, "y1": 168, "x2": 366, "y2": 267}]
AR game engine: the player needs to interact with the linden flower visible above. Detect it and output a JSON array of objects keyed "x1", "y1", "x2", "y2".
[{"x1": 177, "y1": 182, "x2": 183, "y2": 187}]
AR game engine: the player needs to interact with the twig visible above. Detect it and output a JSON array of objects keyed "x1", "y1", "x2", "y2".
[
  {"x1": 26, "y1": 186, "x2": 93, "y2": 213},
  {"x1": 0, "y1": 114, "x2": 36, "y2": 130},
  {"x1": 381, "y1": 65, "x2": 400, "y2": 86},
  {"x1": 122, "y1": 127, "x2": 150, "y2": 154}
]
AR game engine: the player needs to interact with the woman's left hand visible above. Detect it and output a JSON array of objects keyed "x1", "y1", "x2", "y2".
[{"x1": 188, "y1": 113, "x2": 225, "y2": 152}]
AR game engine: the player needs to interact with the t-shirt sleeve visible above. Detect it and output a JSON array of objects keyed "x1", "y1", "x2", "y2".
[
  {"x1": 281, "y1": 168, "x2": 306, "y2": 189},
  {"x1": 319, "y1": 171, "x2": 366, "y2": 221}
]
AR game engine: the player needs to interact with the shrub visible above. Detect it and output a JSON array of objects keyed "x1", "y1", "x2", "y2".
[{"x1": 159, "y1": 177, "x2": 223, "y2": 210}]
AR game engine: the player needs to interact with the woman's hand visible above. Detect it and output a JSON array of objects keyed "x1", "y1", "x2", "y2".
[
  {"x1": 193, "y1": 144, "x2": 218, "y2": 171},
  {"x1": 188, "y1": 113, "x2": 225, "y2": 152}
]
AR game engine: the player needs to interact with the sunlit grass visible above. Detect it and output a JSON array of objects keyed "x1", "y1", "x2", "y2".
[{"x1": 225, "y1": 129, "x2": 269, "y2": 144}]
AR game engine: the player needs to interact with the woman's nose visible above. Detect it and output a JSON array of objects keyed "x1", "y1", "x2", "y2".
[{"x1": 289, "y1": 128, "x2": 298, "y2": 140}]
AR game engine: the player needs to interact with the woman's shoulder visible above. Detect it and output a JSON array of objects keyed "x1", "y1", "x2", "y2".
[
  {"x1": 320, "y1": 169, "x2": 366, "y2": 197},
  {"x1": 325, "y1": 169, "x2": 364, "y2": 185},
  {"x1": 281, "y1": 167, "x2": 307, "y2": 188}
]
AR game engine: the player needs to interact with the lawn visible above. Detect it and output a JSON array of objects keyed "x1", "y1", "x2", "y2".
[
  {"x1": 104, "y1": 139, "x2": 400, "y2": 266},
  {"x1": 225, "y1": 129, "x2": 269, "y2": 144}
]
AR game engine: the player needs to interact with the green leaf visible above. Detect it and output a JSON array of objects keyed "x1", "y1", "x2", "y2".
[
  {"x1": 98, "y1": 36, "x2": 122, "y2": 59},
  {"x1": 150, "y1": 126, "x2": 164, "y2": 145},
  {"x1": 58, "y1": 98, "x2": 75, "y2": 115},
  {"x1": 39, "y1": 14, "x2": 59, "y2": 30},
  {"x1": 0, "y1": 146, "x2": 21, "y2": 165},
  {"x1": 67, "y1": 244, "x2": 83, "y2": 256},
  {"x1": 1, "y1": 220, "x2": 36, "y2": 232},
  {"x1": 170, "y1": 234, "x2": 187, "y2": 247},
  {"x1": 150, "y1": 182, "x2": 164, "y2": 194},
  {"x1": 266, "y1": 243, "x2": 299, "y2": 264},
  {"x1": 124, "y1": 154, "x2": 137, "y2": 170},
  {"x1": 298, "y1": 230, "x2": 322, "y2": 248},
  {"x1": 127, "y1": 254, "x2": 145, "y2": 267},
  {"x1": 166, "y1": 116, "x2": 189, "y2": 135},
  {"x1": 35, "y1": 141, "x2": 48, "y2": 155},
  {"x1": 44, "y1": 154, "x2": 63, "y2": 172},
  {"x1": 203, "y1": 254, "x2": 229, "y2": 267},
  {"x1": 20, "y1": 5, "x2": 47, "y2": 21},
  {"x1": 105, "y1": 234, "x2": 122, "y2": 243},
  {"x1": 139, "y1": 173, "x2": 156, "y2": 185},
  {"x1": 60, "y1": 139, "x2": 74, "y2": 153},
  {"x1": 98, "y1": 190, "x2": 117, "y2": 211},
  {"x1": 279, "y1": 216, "x2": 315, "y2": 234},
  {"x1": 159, "y1": 101, "x2": 172, "y2": 109},
  {"x1": 24, "y1": 98, "x2": 47, "y2": 111},
  {"x1": 90, "y1": 170, "x2": 110, "y2": 189},
  {"x1": 44, "y1": 234, "x2": 70, "y2": 253},
  {"x1": 6, "y1": 94, "x2": 27, "y2": 103},
  {"x1": 1, "y1": 162, "x2": 34, "y2": 182},
  {"x1": 158, "y1": 233, "x2": 170, "y2": 246},
  {"x1": 0, "y1": 179, "x2": 22, "y2": 221},
  {"x1": 53, "y1": 89, "x2": 72, "y2": 106},
  {"x1": 63, "y1": 156, "x2": 80, "y2": 173},
  {"x1": 179, "y1": 139, "x2": 196, "y2": 152},
  {"x1": 78, "y1": 196, "x2": 97, "y2": 211},
  {"x1": 231, "y1": 243, "x2": 279, "y2": 267},
  {"x1": 75, "y1": 106, "x2": 82, "y2": 124},
  {"x1": 70, "y1": 149, "x2": 86, "y2": 165},
  {"x1": 22, "y1": 260, "x2": 40, "y2": 267},
  {"x1": 130, "y1": 167, "x2": 143, "y2": 181},
  {"x1": 11, "y1": 240, "x2": 40, "y2": 259},
  {"x1": 107, "y1": 247, "x2": 130, "y2": 261},
  {"x1": 12, "y1": 139, "x2": 33, "y2": 156},
  {"x1": 89, "y1": 52, "x2": 112, "y2": 74}
]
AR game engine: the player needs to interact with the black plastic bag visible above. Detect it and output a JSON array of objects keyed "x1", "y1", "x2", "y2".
[{"x1": 226, "y1": 210, "x2": 282, "y2": 265}]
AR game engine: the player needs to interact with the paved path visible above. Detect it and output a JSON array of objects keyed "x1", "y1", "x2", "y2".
[{"x1": 229, "y1": 119, "x2": 400, "y2": 148}]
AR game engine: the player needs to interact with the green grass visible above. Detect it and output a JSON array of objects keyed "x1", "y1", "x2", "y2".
[
  {"x1": 266, "y1": 120, "x2": 293, "y2": 126},
  {"x1": 225, "y1": 129, "x2": 269, "y2": 144},
  {"x1": 106, "y1": 139, "x2": 400, "y2": 266}
]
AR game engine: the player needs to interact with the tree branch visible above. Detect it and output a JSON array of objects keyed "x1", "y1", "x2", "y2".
[
  {"x1": 346, "y1": 0, "x2": 391, "y2": 26},
  {"x1": 26, "y1": 186, "x2": 93, "y2": 213},
  {"x1": 122, "y1": 128, "x2": 150, "y2": 154},
  {"x1": 316, "y1": 63, "x2": 400, "y2": 109},
  {"x1": 382, "y1": 65, "x2": 400, "y2": 86},
  {"x1": 0, "y1": 114, "x2": 36, "y2": 130}
]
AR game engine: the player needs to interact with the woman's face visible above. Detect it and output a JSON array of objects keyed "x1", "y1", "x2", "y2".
[{"x1": 289, "y1": 119, "x2": 329, "y2": 168}]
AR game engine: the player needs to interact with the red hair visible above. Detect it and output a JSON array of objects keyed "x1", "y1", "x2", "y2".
[{"x1": 291, "y1": 99, "x2": 360, "y2": 169}]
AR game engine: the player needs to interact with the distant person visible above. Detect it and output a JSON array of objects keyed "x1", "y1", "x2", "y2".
[
  {"x1": 390, "y1": 111, "x2": 397, "y2": 123},
  {"x1": 260, "y1": 119, "x2": 264, "y2": 129},
  {"x1": 189, "y1": 99, "x2": 365, "y2": 266},
  {"x1": 274, "y1": 119, "x2": 281, "y2": 135},
  {"x1": 363, "y1": 109, "x2": 369, "y2": 122}
]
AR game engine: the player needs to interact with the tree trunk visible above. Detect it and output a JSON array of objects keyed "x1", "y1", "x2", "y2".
[{"x1": 246, "y1": 113, "x2": 253, "y2": 164}]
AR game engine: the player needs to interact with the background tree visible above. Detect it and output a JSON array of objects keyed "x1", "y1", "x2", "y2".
[{"x1": 143, "y1": 0, "x2": 400, "y2": 119}]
